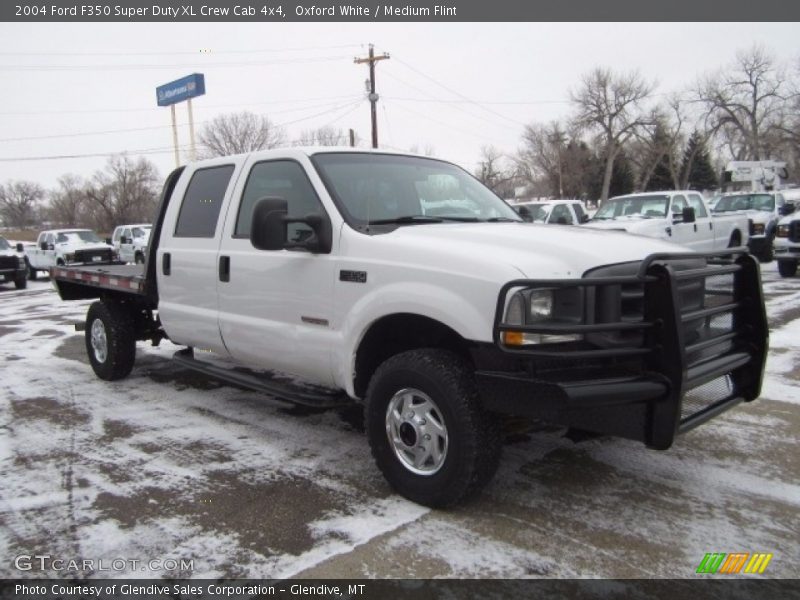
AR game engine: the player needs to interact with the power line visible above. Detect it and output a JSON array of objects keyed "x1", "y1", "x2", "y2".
[
  {"x1": 382, "y1": 70, "x2": 520, "y2": 133},
  {"x1": 0, "y1": 99, "x2": 364, "y2": 143},
  {"x1": 393, "y1": 56, "x2": 529, "y2": 127},
  {"x1": 0, "y1": 94, "x2": 363, "y2": 117},
  {"x1": 0, "y1": 44, "x2": 364, "y2": 57},
  {"x1": 0, "y1": 55, "x2": 353, "y2": 71}
]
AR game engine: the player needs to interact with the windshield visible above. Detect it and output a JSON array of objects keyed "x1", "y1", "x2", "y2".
[
  {"x1": 0, "y1": 237, "x2": 10, "y2": 251},
  {"x1": 132, "y1": 226, "x2": 151, "y2": 238},
  {"x1": 56, "y1": 230, "x2": 102, "y2": 244},
  {"x1": 713, "y1": 194, "x2": 774, "y2": 212},
  {"x1": 593, "y1": 195, "x2": 669, "y2": 220},
  {"x1": 517, "y1": 204, "x2": 549, "y2": 222},
  {"x1": 312, "y1": 153, "x2": 521, "y2": 228}
]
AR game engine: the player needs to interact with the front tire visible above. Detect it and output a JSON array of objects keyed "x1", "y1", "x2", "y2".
[
  {"x1": 365, "y1": 349, "x2": 501, "y2": 508},
  {"x1": 85, "y1": 301, "x2": 136, "y2": 381},
  {"x1": 14, "y1": 276, "x2": 27, "y2": 290},
  {"x1": 27, "y1": 262, "x2": 37, "y2": 281},
  {"x1": 778, "y1": 260, "x2": 798, "y2": 278},
  {"x1": 134, "y1": 252, "x2": 145, "y2": 265}
]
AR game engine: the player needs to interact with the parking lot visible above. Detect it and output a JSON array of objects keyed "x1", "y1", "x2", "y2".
[{"x1": 0, "y1": 266, "x2": 798, "y2": 580}]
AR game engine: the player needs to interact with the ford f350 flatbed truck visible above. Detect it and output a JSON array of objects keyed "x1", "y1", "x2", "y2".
[{"x1": 52, "y1": 148, "x2": 768, "y2": 507}]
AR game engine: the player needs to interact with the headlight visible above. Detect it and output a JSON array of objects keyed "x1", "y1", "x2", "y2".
[
  {"x1": 752, "y1": 223, "x2": 765, "y2": 235},
  {"x1": 777, "y1": 224, "x2": 789, "y2": 238},
  {"x1": 502, "y1": 287, "x2": 582, "y2": 346}
]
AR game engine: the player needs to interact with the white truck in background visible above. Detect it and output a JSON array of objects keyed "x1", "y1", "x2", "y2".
[
  {"x1": 513, "y1": 199, "x2": 589, "y2": 225},
  {"x1": 584, "y1": 191, "x2": 749, "y2": 251},
  {"x1": 711, "y1": 191, "x2": 795, "y2": 262},
  {"x1": 110, "y1": 224, "x2": 152, "y2": 264},
  {"x1": 25, "y1": 229, "x2": 116, "y2": 280}
]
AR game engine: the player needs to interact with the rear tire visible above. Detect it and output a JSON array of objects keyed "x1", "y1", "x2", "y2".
[
  {"x1": 85, "y1": 301, "x2": 136, "y2": 381},
  {"x1": 365, "y1": 348, "x2": 502, "y2": 508},
  {"x1": 778, "y1": 260, "x2": 798, "y2": 278},
  {"x1": 134, "y1": 252, "x2": 145, "y2": 265}
]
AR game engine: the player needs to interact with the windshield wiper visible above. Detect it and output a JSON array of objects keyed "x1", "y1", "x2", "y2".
[
  {"x1": 367, "y1": 215, "x2": 445, "y2": 225},
  {"x1": 485, "y1": 217, "x2": 519, "y2": 222}
]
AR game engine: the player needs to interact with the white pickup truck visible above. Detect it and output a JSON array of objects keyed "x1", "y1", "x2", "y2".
[
  {"x1": 110, "y1": 223, "x2": 152, "y2": 264},
  {"x1": 51, "y1": 149, "x2": 768, "y2": 507},
  {"x1": 0, "y1": 236, "x2": 27, "y2": 289},
  {"x1": 513, "y1": 199, "x2": 589, "y2": 225},
  {"x1": 711, "y1": 191, "x2": 795, "y2": 262},
  {"x1": 774, "y1": 207, "x2": 800, "y2": 277},
  {"x1": 584, "y1": 191, "x2": 749, "y2": 252},
  {"x1": 25, "y1": 229, "x2": 116, "y2": 280}
]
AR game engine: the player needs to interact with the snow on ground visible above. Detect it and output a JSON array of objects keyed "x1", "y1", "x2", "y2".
[{"x1": 0, "y1": 265, "x2": 798, "y2": 580}]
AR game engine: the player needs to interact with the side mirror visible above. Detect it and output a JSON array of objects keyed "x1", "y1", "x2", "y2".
[
  {"x1": 779, "y1": 202, "x2": 795, "y2": 216},
  {"x1": 40, "y1": 241, "x2": 48, "y2": 251},
  {"x1": 682, "y1": 206, "x2": 696, "y2": 224},
  {"x1": 105, "y1": 237, "x2": 113, "y2": 245},
  {"x1": 250, "y1": 197, "x2": 332, "y2": 254},
  {"x1": 579, "y1": 214, "x2": 589, "y2": 224},
  {"x1": 16, "y1": 242, "x2": 24, "y2": 253},
  {"x1": 517, "y1": 206, "x2": 533, "y2": 222}
]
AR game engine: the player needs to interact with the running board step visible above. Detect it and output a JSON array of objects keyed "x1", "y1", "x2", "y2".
[{"x1": 172, "y1": 348, "x2": 354, "y2": 409}]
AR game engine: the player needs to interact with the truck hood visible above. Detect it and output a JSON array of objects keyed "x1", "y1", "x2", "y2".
[
  {"x1": 582, "y1": 216, "x2": 657, "y2": 233},
  {"x1": 58, "y1": 242, "x2": 113, "y2": 251},
  {"x1": 716, "y1": 209, "x2": 772, "y2": 225},
  {"x1": 380, "y1": 222, "x2": 685, "y2": 279}
]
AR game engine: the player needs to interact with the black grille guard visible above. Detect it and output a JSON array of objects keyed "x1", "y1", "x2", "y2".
[{"x1": 489, "y1": 248, "x2": 768, "y2": 448}]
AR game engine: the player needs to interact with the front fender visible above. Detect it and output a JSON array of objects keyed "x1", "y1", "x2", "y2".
[{"x1": 334, "y1": 281, "x2": 497, "y2": 397}]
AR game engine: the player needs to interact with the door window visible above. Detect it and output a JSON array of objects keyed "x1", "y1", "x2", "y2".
[
  {"x1": 687, "y1": 194, "x2": 708, "y2": 218},
  {"x1": 174, "y1": 165, "x2": 235, "y2": 238},
  {"x1": 235, "y1": 160, "x2": 325, "y2": 243},
  {"x1": 550, "y1": 204, "x2": 574, "y2": 224}
]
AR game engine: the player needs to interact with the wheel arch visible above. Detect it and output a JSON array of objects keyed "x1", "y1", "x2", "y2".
[{"x1": 352, "y1": 312, "x2": 473, "y2": 400}]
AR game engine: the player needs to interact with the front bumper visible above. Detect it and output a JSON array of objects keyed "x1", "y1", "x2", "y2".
[
  {"x1": 774, "y1": 243, "x2": 800, "y2": 261},
  {"x1": 0, "y1": 267, "x2": 25, "y2": 281},
  {"x1": 747, "y1": 235, "x2": 770, "y2": 254},
  {"x1": 475, "y1": 250, "x2": 768, "y2": 450}
]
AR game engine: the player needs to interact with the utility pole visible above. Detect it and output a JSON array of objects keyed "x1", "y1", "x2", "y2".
[{"x1": 354, "y1": 44, "x2": 390, "y2": 149}]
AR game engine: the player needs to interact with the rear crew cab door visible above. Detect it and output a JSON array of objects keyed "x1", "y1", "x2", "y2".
[
  {"x1": 156, "y1": 160, "x2": 242, "y2": 355},
  {"x1": 687, "y1": 193, "x2": 713, "y2": 251}
]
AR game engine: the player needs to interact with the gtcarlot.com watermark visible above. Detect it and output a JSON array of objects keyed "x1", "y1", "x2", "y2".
[{"x1": 14, "y1": 554, "x2": 194, "y2": 573}]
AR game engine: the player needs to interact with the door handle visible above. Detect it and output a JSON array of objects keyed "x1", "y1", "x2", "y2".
[
  {"x1": 219, "y1": 256, "x2": 230, "y2": 282},
  {"x1": 694, "y1": 224, "x2": 698, "y2": 232},
  {"x1": 162, "y1": 252, "x2": 171, "y2": 276}
]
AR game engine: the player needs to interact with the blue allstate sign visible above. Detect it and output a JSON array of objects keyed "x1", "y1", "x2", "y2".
[{"x1": 156, "y1": 73, "x2": 206, "y2": 107}]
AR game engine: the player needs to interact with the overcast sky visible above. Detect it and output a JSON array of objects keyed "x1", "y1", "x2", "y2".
[{"x1": 0, "y1": 22, "x2": 798, "y2": 191}]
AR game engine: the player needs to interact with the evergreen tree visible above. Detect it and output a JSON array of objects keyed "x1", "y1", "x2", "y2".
[
  {"x1": 646, "y1": 151, "x2": 675, "y2": 191},
  {"x1": 608, "y1": 150, "x2": 635, "y2": 197},
  {"x1": 682, "y1": 131, "x2": 718, "y2": 191}
]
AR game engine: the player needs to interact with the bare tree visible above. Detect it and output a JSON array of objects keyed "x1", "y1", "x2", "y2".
[
  {"x1": 198, "y1": 111, "x2": 287, "y2": 157},
  {"x1": 84, "y1": 155, "x2": 160, "y2": 232},
  {"x1": 297, "y1": 126, "x2": 354, "y2": 146},
  {"x1": 0, "y1": 180, "x2": 44, "y2": 229},
  {"x1": 517, "y1": 122, "x2": 563, "y2": 196},
  {"x1": 48, "y1": 175, "x2": 87, "y2": 228},
  {"x1": 571, "y1": 67, "x2": 655, "y2": 202},
  {"x1": 628, "y1": 95, "x2": 689, "y2": 190},
  {"x1": 474, "y1": 145, "x2": 517, "y2": 198},
  {"x1": 695, "y1": 45, "x2": 788, "y2": 161}
]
